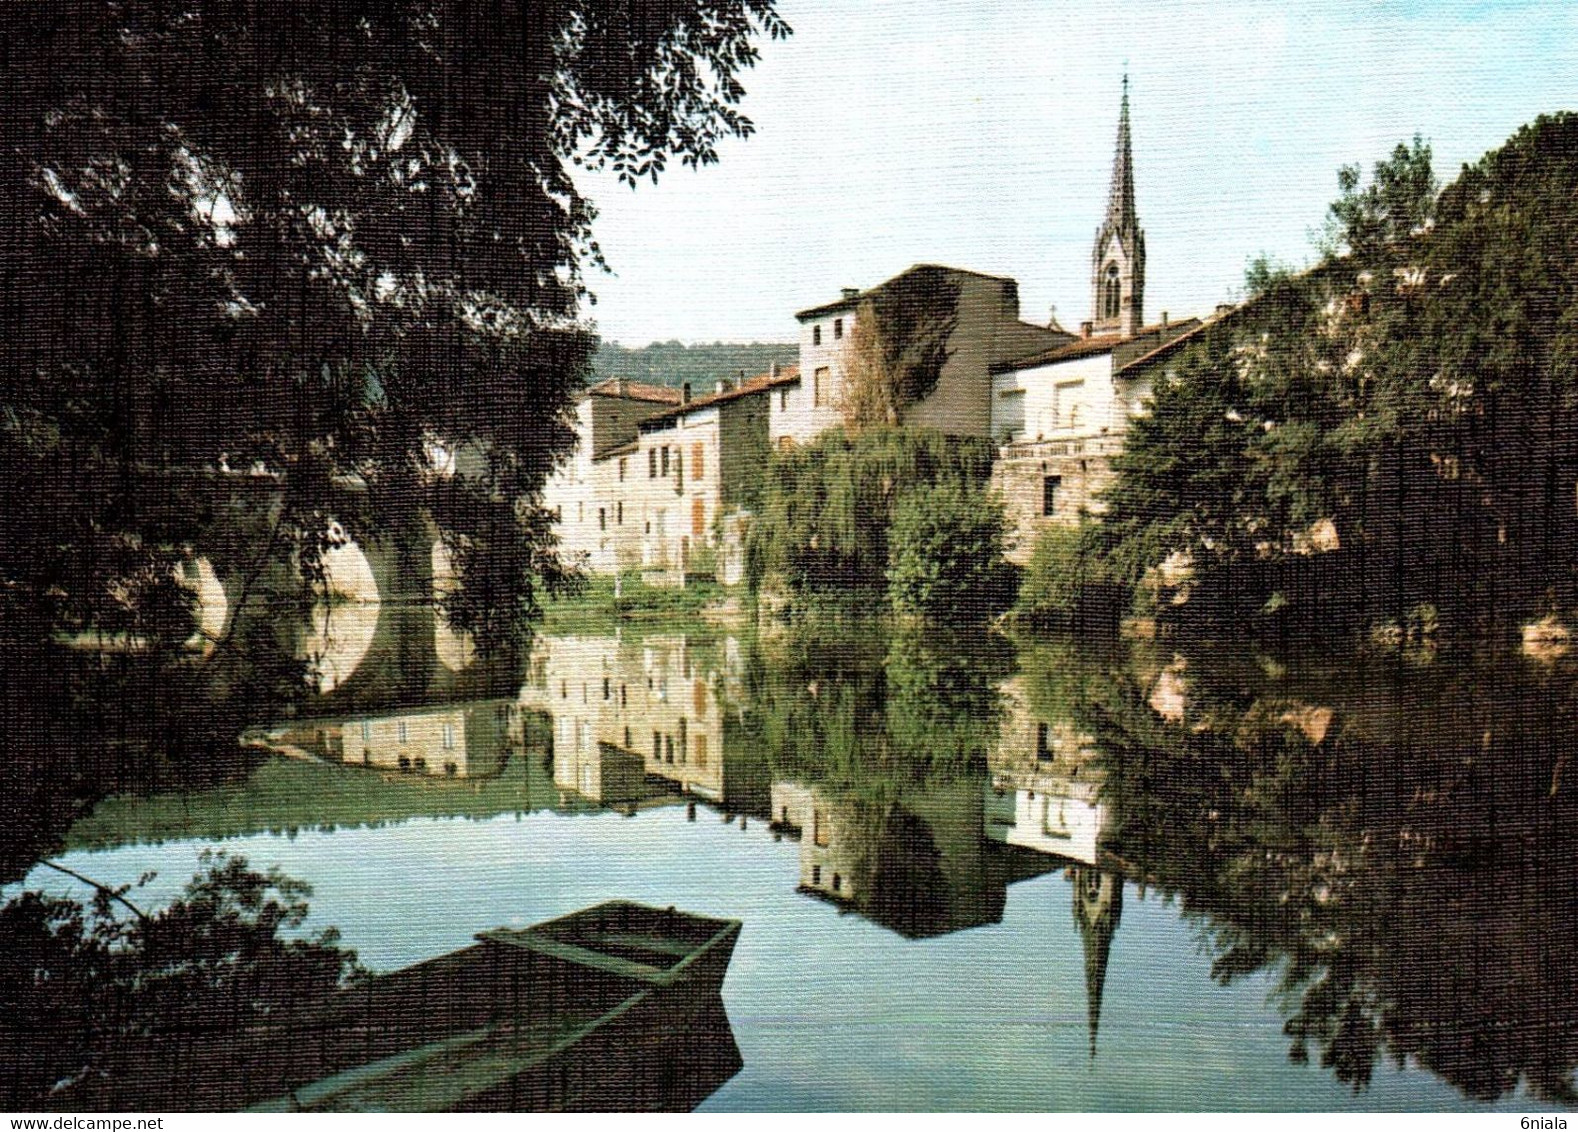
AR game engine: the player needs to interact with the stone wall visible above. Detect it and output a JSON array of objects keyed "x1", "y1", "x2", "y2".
[{"x1": 992, "y1": 438, "x2": 1121, "y2": 564}]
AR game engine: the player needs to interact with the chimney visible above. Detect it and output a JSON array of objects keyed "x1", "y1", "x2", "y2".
[
  {"x1": 1080, "y1": 321, "x2": 1094, "y2": 340},
  {"x1": 714, "y1": 378, "x2": 728, "y2": 394},
  {"x1": 770, "y1": 361, "x2": 781, "y2": 378},
  {"x1": 1215, "y1": 303, "x2": 1234, "y2": 318},
  {"x1": 681, "y1": 382, "x2": 691, "y2": 404},
  {"x1": 1160, "y1": 311, "x2": 1169, "y2": 328},
  {"x1": 616, "y1": 378, "x2": 629, "y2": 396},
  {"x1": 841, "y1": 287, "x2": 860, "y2": 301}
]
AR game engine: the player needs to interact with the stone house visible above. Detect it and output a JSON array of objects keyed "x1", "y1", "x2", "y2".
[
  {"x1": 772, "y1": 266, "x2": 1070, "y2": 449},
  {"x1": 629, "y1": 365, "x2": 797, "y2": 582},
  {"x1": 542, "y1": 379, "x2": 682, "y2": 574}
]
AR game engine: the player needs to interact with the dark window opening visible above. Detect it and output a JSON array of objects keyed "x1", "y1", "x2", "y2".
[{"x1": 1043, "y1": 476, "x2": 1062, "y2": 517}]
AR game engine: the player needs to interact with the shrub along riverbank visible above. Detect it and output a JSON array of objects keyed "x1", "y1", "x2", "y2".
[{"x1": 746, "y1": 426, "x2": 1013, "y2": 624}]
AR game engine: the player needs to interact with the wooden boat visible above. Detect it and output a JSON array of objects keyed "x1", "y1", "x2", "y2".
[{"x1": 243, "y1": 901, "x2": 743, "y2": 1112}]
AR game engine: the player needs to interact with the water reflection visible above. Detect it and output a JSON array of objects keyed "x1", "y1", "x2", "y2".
[{"x1": 21, "y1": 618, "x2": 1578, "y2": 1108}]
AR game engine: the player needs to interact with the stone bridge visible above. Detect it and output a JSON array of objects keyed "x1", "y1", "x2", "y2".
[{"x1": 178, "y1": 475, "x2": 500, "y2": 715}]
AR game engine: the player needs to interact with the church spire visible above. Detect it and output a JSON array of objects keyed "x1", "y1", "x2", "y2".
[
  {"x1": 1105, "y1": 74, "x2": 1137, "y2": 232},
  {"x1": 1090, "y1": 77, "x2": 1146, "y2": 337},
  {"x1": 1072, "y1": 866, "x2": 1124, "y2": 1059}
]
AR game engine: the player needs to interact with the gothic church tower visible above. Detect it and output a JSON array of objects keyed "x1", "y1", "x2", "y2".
[{"x1": 1090, "y1": 78, "x2": 1145, "y2": 338}]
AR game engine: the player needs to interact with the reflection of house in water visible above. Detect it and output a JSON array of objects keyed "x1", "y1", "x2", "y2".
[
  {"x1": 768, "y1": 777, "x2": 1039, "y2": 939},
  {"x1": 522, "y1": 632, "x2": 764, "y2": 812},
  {"x1": 278, "y1": 699, "x2": 519, "y2": 779},
  {"x1": 985, "y1": 676, "x2": 1109, "y2": 866}
]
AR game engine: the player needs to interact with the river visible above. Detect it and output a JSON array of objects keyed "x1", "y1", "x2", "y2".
[{"x1": 10, "y1": 615, "x2": 1578, "y2": 1111}]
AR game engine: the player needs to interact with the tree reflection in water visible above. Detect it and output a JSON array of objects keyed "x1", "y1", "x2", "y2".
[{"x1": 1071, "y1": 635, "x2": 1578, "y2": 1104}]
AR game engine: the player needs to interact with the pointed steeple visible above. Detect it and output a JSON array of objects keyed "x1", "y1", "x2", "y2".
[
  {"x1": 1072, "y1": 866, "x2": 1124, "y2": 1059},
  {"x1": 1105, "y1": 74, "x2": 1137, "y2": 233},
  {"x1": 1090, "y1": 77, "x2": 1146, "y2": 337}
]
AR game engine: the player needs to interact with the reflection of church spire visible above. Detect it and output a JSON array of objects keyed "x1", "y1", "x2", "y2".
[{"x1": 1071, "y1": 866, "x2": 1123, "y2": 1058}]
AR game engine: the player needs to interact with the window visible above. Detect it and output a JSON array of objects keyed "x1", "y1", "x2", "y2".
[
  {"x1": 1055, "y1": 380, "x2": 1084, "y2": 429},
  {"x1": 661, "y1": 446, "x2": 670, "y2": 477},
  {"x1": 618, "y1": 457, "x2": 627, "y2": 481},
  {"x1": 1036, "y1": 722, "x2": 1051, "y2": 761},
  {"x1": 602, "y1": 676, "x2": 610, "y2": 700},
  {"x1": 616, "y1": 501, "x2": 623, "y2": 525},
  {"x1": 361, "y1": 721, "x2": 371, "y2": 741},
  {"x1": 692, "y1": 496, "x2": 706, "y2": 538},
  {"x1": 624, "y1": 726, "x2": 632, "y2": 748},
  {"x1": 577, "y1": 501, "x2": 583, "y2": 522},
  {"x1": 598, "y1": 507, "x2": 606, "y2": 531},
  {"x1": 812, "y1": 324, "x2": 822, "y2": 346},
  {"x1": 833, "y1": 317, "x2": 843, "y2": 340},
  {"x1": 653, "y1": 731, "x2": 661, "y2": 760},
  {"x1": 695, "y1": 733, "x2": 707, "y2": 767},
  {"x1": 691, "y1": 443, "x2": 704, "y2": 480},
  {"x1": 813, "y1": 366, "x2": 829, "y2": 408},
  {"x1": 649, "y1": 448, "x2": 657, "y2": 478},
  {"x1": 1104, "y1": 262, "x2": 1121, "y2": 320},
  {"x1": 777, "y1": 435, "x2": 795, "y2": 452},
  {"x1": 397, "y1": 721, "x2": 408, "y2": 743},
  {"x1": 812, "y1": 865, "x2": 821, "y2": 885},
  {"x1": 779, "y1": 388, "x2": 788, "y2": 411},
  {"x1": 813, "y1": 811, "x2": 829, "y2": 847},
  {"x1": 1043, "y1": 476, "x2": 1061, "y2": 517},
  {"x1": 442, "y1": 722, "x2": 456, "y2": 750},
  {"x1": 620, "y1": 684, "x2": 627, "y2": 707},
  {"x1": 832, "y1": 873, "x2": 842, "y2": 893}
]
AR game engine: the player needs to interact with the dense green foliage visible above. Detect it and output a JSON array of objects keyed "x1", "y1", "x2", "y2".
[
  {"x1": 886, "y1": 482, "x2": 1013, "y2": 621},
  {"x1": 0, "y1": 853, "x2": 363, "y2": 1109},
  {"x1": 1015, "y1": 521, "x2": 1129, "y2": 629},
  {"x1": 592, "y1": 340, "x2": 798, "y2": 388},
  {"x1": 746, "y1": 426, "x2": 997, "y2": 597},
  {"x1": 0, "y1": 2, "x2": 786, "y2": 860},
  {"x1": 1098, "y1": 115, "x2": 1578, "y2": 638}
]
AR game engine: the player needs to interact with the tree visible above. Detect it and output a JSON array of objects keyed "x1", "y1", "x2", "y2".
[
  {"x1": 0, "y1": 1, "x2": 790, "y2": 667},
  {"x1": 1318, "y1": 134, "x2": 1438, "y2": 261},
  {"x1": 746, "y1": 426, "x2": 996, "y2": 597},
  {"x1": 886, "y1": 481, "x2": 1013, "y2": 622},
  {"x1": 0, "y1": 852, "x2": 363, "y2": 1109},
  {"x1": 836, "y1": 268, "x2": 961, "y2": 430}
]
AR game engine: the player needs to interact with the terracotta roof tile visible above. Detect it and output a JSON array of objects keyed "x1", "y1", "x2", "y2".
[
  {"x1": 585, "y1": 379, "x2": 683, "y2": 404},
  {"x1": 638, "y1": 365, "x2": 800, "y2": 429}
]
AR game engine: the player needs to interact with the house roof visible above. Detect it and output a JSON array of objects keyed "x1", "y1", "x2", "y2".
[
  {"x1": 637, "y1": 364, "x2": 801, "y2": 430},
  {"x1": 591, "y1": 438, "x2": 640, "y2": 463},
  {"x1": 794, "y1": 263, "x2": 1017, "y2": 321},
  {"x1": 991, "y1": 318, "x2": 1203, "y2": 375},
  {"x1": 584, "y1": 378, "x2": 683, "y2": 405},
  {"x1": 1114, "y1": 318, "x2": 1217, "y2": 376}
]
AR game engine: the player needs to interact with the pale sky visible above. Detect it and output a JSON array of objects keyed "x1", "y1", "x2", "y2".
[{"x1": 572, "y1": 0, "x2": 1578, "y2": 346}]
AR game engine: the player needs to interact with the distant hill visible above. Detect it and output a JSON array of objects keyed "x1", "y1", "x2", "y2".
[{"x1": 592, "y1": 340, "x2": 799, "y2": 389}]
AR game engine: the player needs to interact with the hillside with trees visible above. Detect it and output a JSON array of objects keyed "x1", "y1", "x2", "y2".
[{"x1": 592, "y1": 340, "x2": 798, "y2": 388}]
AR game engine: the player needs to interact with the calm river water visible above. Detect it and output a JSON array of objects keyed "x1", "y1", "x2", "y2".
[{"x1": 15, "y1": 616, "x2": 1578, "y2": 1111}]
